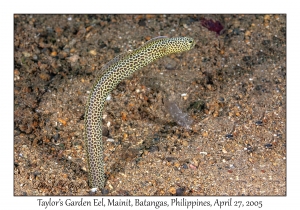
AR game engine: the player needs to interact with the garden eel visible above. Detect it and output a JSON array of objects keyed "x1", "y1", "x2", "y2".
[{"x1": 84, "y1": 36, "x2": 195, "y2": 190}]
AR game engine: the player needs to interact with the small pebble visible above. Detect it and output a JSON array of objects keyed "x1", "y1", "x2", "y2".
[
  {"x1": 55, "y1": 27, "x2": 63, "y2": 34},
  {"x1": 14, "y1": 69, "x2": 20, "y2": 75},
  {"x1": 58, "y1": 118, "x2": 67, "y2": 126},
  {"x1": 22, "y1": 51, "x2": 31, "y2": 57},
  {"x1": 169, "y1": 187, "x2": 176, "y2": 195},
  {"x1": 90, "y1": 188, "x2": 97, "y2": 193},
  {"x1": 39, "y1": 73, "x2": 50, "y2": 81},
  {"x1": 264, "y1": 15, "x2": 271, "y2": 21},
  {"x1": 70, "y1": 48, "x2": 76, "y2": 53},
  {"x1": 123, "y1": 133, "x2": 128, "y2": 140},
  {"x1": 222, "y1": 148, "x2": 228, "y2": 153},
  {"x1": 202, "y1": 131, "x2": 208, "y2": 137},
  {"x1": 182, "y1": 163, "x2": 188, "y2": 169},
  {"x1": 32, "y1": 55, "x2": 38, "y2": 60},
  {"x1": 255, "y1": 120, "x2": 263, "y2": 126},
  {"x1": 166, "y1": 157, "x2": 176, "y2": 162},
  {"x1": 176, "y1": 188, "x2": 185, "y2": 196},
  {"x1": 245, "y1": 30, "x2": 251, "y2": 37},
  {"x1": 182, "y1": 140, "x2": 188, "y2": 147},
  {"x1": 189, "y1": 164, "x2": 197, "y2": 170},
  {"x1": 225, "y1": 134, "x2": 233, "y2": 139},
  {"x1": 68, "y1": 54, "x2": 79, "y2": 62},
  {"x1": 121, "y1": 112, "x2": 127, "y2": 121},
  {"x1": 89, "y1": 49, "x2": 97, "y2": 56},
  {"x1": 264, "y1": 22, "x2": 269, "y2": 28},
  {"x1": 174, "y1": 162, "x2": 180, "y2": 168},
  {"x1": 101, "y1": 188, "x2": 109, "y2": 195},
  {"x1": 50, "y1": 51, "x2": 57, "y2": 57},
  {"x1": 265, "y1": 143, "x2": 272, "y2": 149},
  {"x1": 145, "y1": 14, "x2": 156, "y2": 19},
  {"x1": 148, "y1": 146, "x2": 159, "y2": 153}
]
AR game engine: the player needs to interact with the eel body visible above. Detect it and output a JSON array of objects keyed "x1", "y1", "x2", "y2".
[{"x1": 84, "y1": 36, "x2": 195, "y2": 189}]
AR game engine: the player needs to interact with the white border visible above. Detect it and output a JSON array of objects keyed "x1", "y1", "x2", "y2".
[{"x1": 2, "y1": 1, "x2": 297, "y2": 209}]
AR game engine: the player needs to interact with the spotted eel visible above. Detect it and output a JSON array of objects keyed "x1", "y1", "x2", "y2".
[{"x1": 84, "y1": 36, "x2": 195, "y2": 190}]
